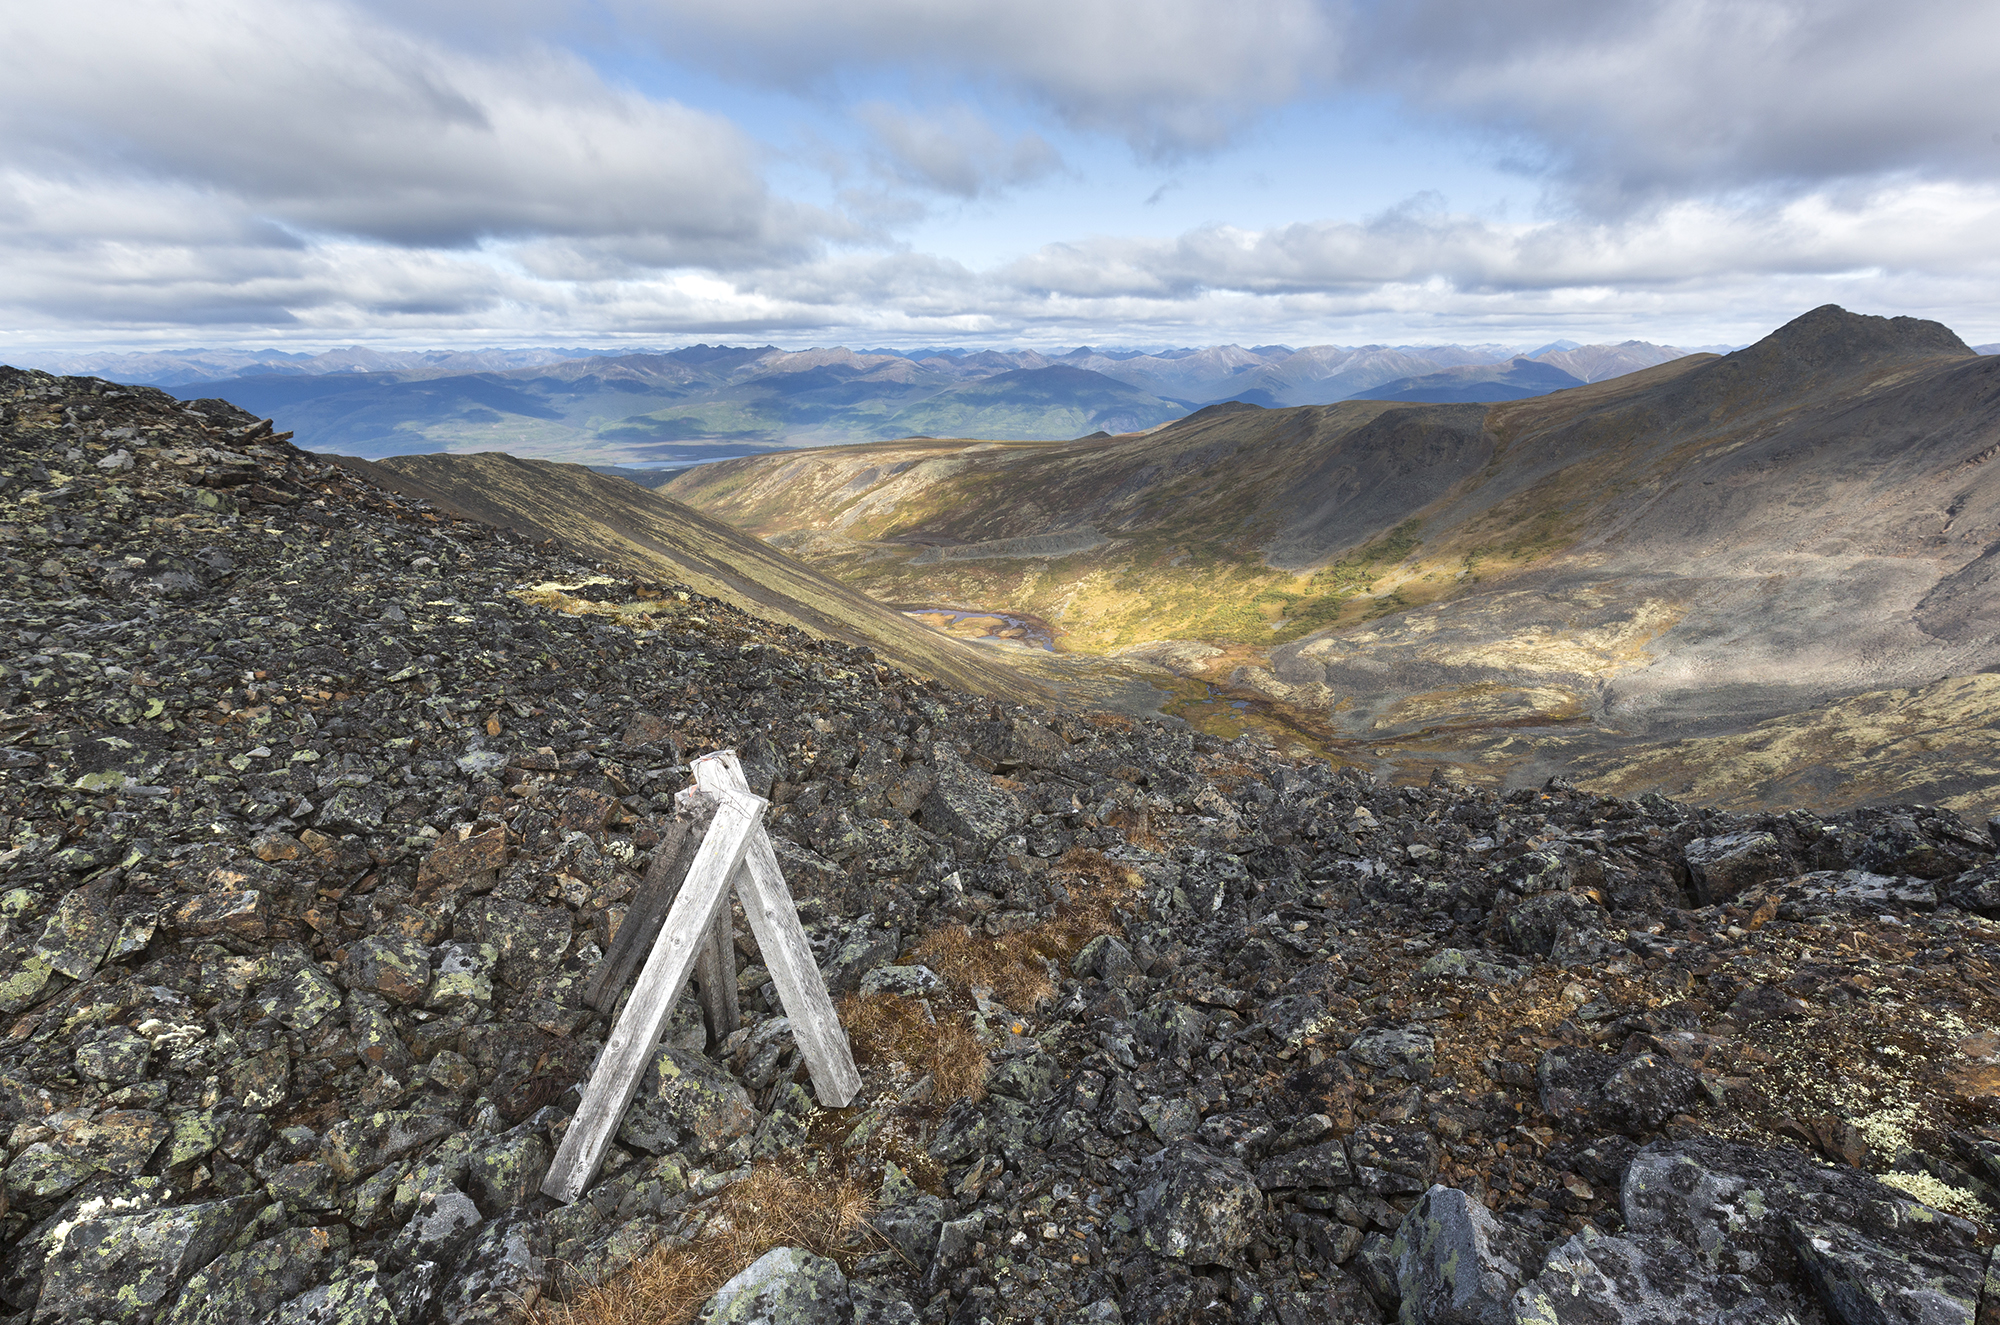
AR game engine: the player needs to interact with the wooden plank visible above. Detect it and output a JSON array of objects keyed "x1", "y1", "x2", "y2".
[
  {"x1": 693, "y1": 901, "x2": 742, "y2": 1046},
  {"x1": 692, "y1": 752, "x2": 862, "y2": 1108},
  {"x1": 542, "y1": 788, "x2": 764, "y2": 1204},
  {"x1": 581, "y1": 802, "x2": 710, "y2": 1013}
]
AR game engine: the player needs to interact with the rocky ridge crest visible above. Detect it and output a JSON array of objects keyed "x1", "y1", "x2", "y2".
[{"x1": 5, "y1": 364, "x2": 2000, "y2": 1324}]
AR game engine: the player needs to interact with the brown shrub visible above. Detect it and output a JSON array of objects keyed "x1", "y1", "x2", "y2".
[
  {"x1": 840, "y1": 991, "x2": 989, "y2": 1106},
  {"x1": 530, "y1": 1163, "x2": 874, "y2": 1325},
  {"x1": 908, "y1": 847, "x2": 1143, "y2": 1014}
]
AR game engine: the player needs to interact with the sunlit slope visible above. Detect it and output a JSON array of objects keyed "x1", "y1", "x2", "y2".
[
  {"x1": 666, "y1": 306, "x2": 2000, "y2": 806},
  {"x1": 333, "y1": 450, "x2": 1045, "y2": 702},
  {"x1": 664, "y1": 398, "x2": 1499, "y2": 651}
]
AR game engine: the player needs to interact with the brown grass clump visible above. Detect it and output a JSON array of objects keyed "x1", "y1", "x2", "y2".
[
  {"x1": 840, "y1": 992, "x2": 990, "y2": 1105},
  {"x1": 909, "y1": 848, "x2": 1144, "y2": 1013},
  {"x1": 530, "y1": 1162, "x2": 874, "y2": 1325},
  {"x1": 912, "y1": 924, "x2": 1058, "y2": 1014}
]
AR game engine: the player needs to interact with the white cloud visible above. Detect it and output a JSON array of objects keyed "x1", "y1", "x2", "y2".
[
  {"x1": 5, "y1": 0, "x2": 2000, "y2": 351},
  {"x1": 858, "y1": 104, "x2": 1063, "y2": 199},
  {"x1": 0, "y1": 0, "x2": 834, "y2": 260},
  {"x1": 601, "y1": 0, "x2": 1343, "y2": 157},
  {"x1": 1362, "y1": 0, "x2": 2000, "y2": 207}
]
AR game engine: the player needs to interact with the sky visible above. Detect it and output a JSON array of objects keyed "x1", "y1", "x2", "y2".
[{"x1": 3, "y1": 0, "x2": 1999, "y2": 354}]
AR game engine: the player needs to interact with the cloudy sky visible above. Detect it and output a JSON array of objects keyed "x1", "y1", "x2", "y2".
[{"x1": 4, "y1": 0, "x2": 1998, "y2": 352}]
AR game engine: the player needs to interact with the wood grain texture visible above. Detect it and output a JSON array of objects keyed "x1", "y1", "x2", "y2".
[
  {"x1": 691, "y1": 750, "x2": 861, "y2": 1107},
  {"x1": 542, "y1": 789, "x2": 762, "y2": 1203}
]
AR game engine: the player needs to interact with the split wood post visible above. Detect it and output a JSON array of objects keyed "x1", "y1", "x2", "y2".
[
  {"x1": 541, "y1": 786, "x2": 764, "y2": 1204},
  {"x1": 692, "y1": 889, "x2": 742, "y2": 1046},
  {"x1": 690, "y1": 750, "x2": 862, "y2": 1110},
  {"x1": 580, "y1": 800, "x2": 711, "y2": 1013}
]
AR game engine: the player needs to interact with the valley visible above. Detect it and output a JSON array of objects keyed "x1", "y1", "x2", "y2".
[{"x1": 662, "y1": 307, "x2": 2000, "y2": 812}]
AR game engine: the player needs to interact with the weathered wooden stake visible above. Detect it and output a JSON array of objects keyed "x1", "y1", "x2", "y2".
[
  {"x1": 544, "y1": 749, "x2": 864, "y2": 1204},
  {"x1": 691, "y1": 750, "x2": 862, "y2": 1110},
  {"x1": 693, "y1": 899, "x2": 742, "y2": 1046},
  {"x1": 581, "y1": 801, "x2": 710, "y2": 1013},
  {"x1": 541, "y1": 787, "x2": 763, "y2": 1204}
]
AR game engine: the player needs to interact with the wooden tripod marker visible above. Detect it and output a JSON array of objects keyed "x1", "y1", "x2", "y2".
[{"x1": 542, "y1": 749, "x2": 861, "y2": 1204}]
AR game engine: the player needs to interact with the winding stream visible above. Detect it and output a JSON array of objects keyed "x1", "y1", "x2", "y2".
[{"x1": 901, "y1": 607, "x2": 1057, "y2": 651}]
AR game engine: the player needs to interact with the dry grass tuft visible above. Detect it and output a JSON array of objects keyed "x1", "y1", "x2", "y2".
[
  {"x1": 912, "y1": 924, "x2": 1058, "y2": 1015},
  {"x1": 840, "y1": 992, "x2": 990, "y2": 1106},
  {"x1": 530, "y1": 1162, "x2": 874, "y2": 1325},
  {"x1": 909, "y1": 848, "x2": 1144, "y2": 1014}
]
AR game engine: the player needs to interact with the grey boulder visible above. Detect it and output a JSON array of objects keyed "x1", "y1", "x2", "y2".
[
  {"x1": 697, "y1": 1246, "x2": 853, "y2": 1325},
  {"x1": 1389, "y1": 1184, "x2": 1531, "y2": 1325},
  {"x1": 1511, "y1": 1228, "x2": 1808, "y2": 1325}
]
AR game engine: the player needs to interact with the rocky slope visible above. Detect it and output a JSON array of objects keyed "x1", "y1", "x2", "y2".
[
  {"x1": 338, "y1": 450, "x2": 1039, "y2": 705},
  {"x1": 665, "y1": 307, "x2": 2000, "y2": 811},
  {"x1": 7, "y1": 365, "x2": 2000, "y2": 1325}
]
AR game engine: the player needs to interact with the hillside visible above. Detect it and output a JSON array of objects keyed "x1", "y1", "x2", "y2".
[
  {"x1": 9, "y1": 363, "x2": 2000, "y2": 1325},
  {"x1": 666, "y1": 306, "x2": 2000, "y2": 810},
  {"x1": 1346, "y1": 357, "x2": 1586, "y2": 403},
  {"x1": 116, "y1": 339, "x2": 1689, "y2": 463},
  {"x1": 336, "y1": 450, "x2": 1042, "y2": 704}
]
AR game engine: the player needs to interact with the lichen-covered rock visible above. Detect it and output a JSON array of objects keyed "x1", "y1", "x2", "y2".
[
  {"x1": 321, "y1": 1109, "x2": 457, "y2": 1184},
  {"x1": 869, "y1": 1163, "x2": 945, "y2": 1267},
  {"x1": 1255, "y1": 1141, "x2": 1354, "y2": 1192},
  {"x1": 698, "y1": 1246, "x2": 852, "y2": 1325},
  {"x1": 434, "y1": 1216, "x2": 549, "y2": 1324},
  {"x1": 167, "y1": 889, "x2": 271, "y2": 941},
  {"x1": 1503, "y1": 892, "x2": 1609, "y2": 960},
  {"x1": 340, "y1": 936, "x2": 432, "y2": 1006},
  {"x1": 857, "y1": 964, "x2": 942, "y2": 997},
  {"x1": 1389, "y1": 1184, "x2": 1530, "y2": 1325},
  {"x1": 267, "y1": 1258, "x2": 400, "y2": 1325},
  {"x1": 1511, "y1": 1228, "x2": 1805, "y2": 1325},
  {"x1": 1621, "y1": 1135, "x2": 1987, "y2": 1307},
  {"x1": 162, "y1": 1224, "x2": 348, "y2": 1325},
  {"x1": 1786, "y1": 1213, "x2": 1982, "y2": 1325},
  {"x1": 32, "y1": 1192, "x2": 264, "y2": 1324},
  {"x1": 416, "y1": 827, "x2": 508, "y2": 900},
  {"x1": 387, "y1": 1189, "x2": 484, "y2": 1271},
  {"x1": 1134, "y1": 1141, "x2": 1262, "y2": 1264},
  {"x1": 618, "y1": 1042, "x2": 757, "y2": 1158},
  {"x1": 918, "y1": 744, "x2": 1023, "y2": 851},
  {"x1": 1348, "y1": 1027, "x2": 1436, "y2": 1082},
  {"x1": 467, "y1": 1130, "x2": 551, "y2": 1216},
  {"x1": 250, "y1": 951, "x2": 344, "y2": 1032},
  {"x1": 1683, "y1": 831, "x2": 1789, "y2": 904},
  {"x1": 34, "y1": 875, "x2": 121, "y2": 980},
  {"x1": 1539, "y1": 1048, "x2": 1700, "y2": 1136},
  {"x1": 1765, "y1": 869, "x2": 1938, "y2": 919},
  {"x1": 74, "y1": 1026, "x2": 152, "y2": 1085},
  {"x1": 57, "y1": 1109, "x2": 172, "y2": 1177},
  {"x1": 426, "y1": 941, "x2": 498, "y2": 1016},
  {"x1": 1349, "y1": 1124, "x2": 1440, "y2": 1196}
]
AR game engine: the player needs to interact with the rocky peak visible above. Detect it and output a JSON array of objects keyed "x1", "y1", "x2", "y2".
[{"x1": 1672, "y1": 303, "x2": 1977, "y2": 418}]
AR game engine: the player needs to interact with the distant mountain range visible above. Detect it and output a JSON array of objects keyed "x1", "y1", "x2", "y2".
[{"x1": 10, "y1": 337, "x2": 1713, "y2": 463}]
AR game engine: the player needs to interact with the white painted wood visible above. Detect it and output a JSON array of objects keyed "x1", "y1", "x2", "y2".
[
  {"x1": 542, "y1": 788, "x2": 763, "y2": 1203},
  {"x1": 691, "y1": 751, "x2": 862, "y2": 1108}
]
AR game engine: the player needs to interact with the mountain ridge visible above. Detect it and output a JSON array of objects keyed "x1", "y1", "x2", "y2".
[
  {"x1": 335, "y1": 450, "x2": 1044, "y2": 704},
  {"x1": 20, "y1": 337, "x2": 1692, "y2": 462}
]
